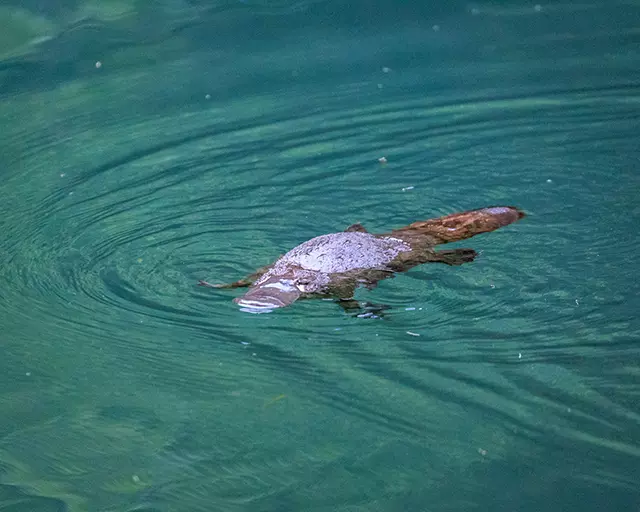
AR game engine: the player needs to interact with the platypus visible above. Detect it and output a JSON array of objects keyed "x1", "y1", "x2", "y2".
[{"x1": 200, "y1": 206, "x2": 525, "y2": 313}]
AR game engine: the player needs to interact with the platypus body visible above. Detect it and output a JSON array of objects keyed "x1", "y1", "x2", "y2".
[{"x1": 201, "y1": 206, "x2": 525, "y2": 313}]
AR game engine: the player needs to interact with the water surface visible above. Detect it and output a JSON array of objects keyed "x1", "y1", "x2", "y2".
[{"x1": 1, "y1": 1, "x2": 639, "y2": 511}]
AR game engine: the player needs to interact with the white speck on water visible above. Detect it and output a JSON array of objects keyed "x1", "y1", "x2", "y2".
[
  {"x1": 60, "y1": 173, "x2": 65, "y2": 178},
  {"x1": 534, "y1": 4, "x2": 542, "y2": 12},
  {"x1": 406, "y1": 331, "x2": 420, "y2": 337},
  {"x1": 132, "y1": 475, "x2": 140, "y2": 483},
  {"x1": 402, "y1": 186, "x2": 414, "y2": 191},
  {"x1": 470, "y1": 7, "x2": 480, "y2": 15},
  {"x1": 25, "y1": 372, "x2": 31, "y2": 376},
  {"x1": 432, "y1": 24, "x2": 440, "y2": 32},
  {"x1": 240, "y1": 341, "x2": 250, "y2": 345},
  {"x1": 490, "y1": 284, "x2": 495, "y2": 289},
  {"x1": 377, "y1": 83, "x2": 384, "y2": 89},
  {"x1": 405, "y1": 307, "x2": 416, "y2": 311},
  {"x1": 205, "y1": 94, "x2": 211, "y2": 100},
  {"x1": 547, "y1": 179, "x2": 553, "y2": 183},
  {"x1": 575, "y1": 299, "x2": 580, "y2": 306},
  {"x1": 518, "y1": 353, "x2": 522, "y2": 359},
  {"x1": 382, "y1": 66, "x2": 391, "y2": 73},
  {"x1": 252, "y1": 353, "x2": 257, "y2": 356}
]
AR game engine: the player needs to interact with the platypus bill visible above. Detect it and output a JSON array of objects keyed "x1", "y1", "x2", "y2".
[{"x1": 200, "y1": 206, "x2": 525, "y2": 313}]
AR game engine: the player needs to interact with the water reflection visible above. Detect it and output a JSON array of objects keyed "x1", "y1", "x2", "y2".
[{"x1": 1, "y1": 1, "x2": 639, "y2": 511}]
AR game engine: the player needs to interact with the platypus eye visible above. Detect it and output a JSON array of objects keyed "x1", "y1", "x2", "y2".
[{"x1": 295, "y1": 280, "x2": 311, "y2": 292}]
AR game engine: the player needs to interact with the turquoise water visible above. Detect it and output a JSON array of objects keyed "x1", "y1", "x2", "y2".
[{"x1": 1, "y1": 1, "x2": 639, "y2": 511}]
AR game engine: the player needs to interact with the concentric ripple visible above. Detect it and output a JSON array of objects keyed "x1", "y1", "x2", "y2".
[{"x1": 1, "y1": 1, "x2": 640, "y2": 511}]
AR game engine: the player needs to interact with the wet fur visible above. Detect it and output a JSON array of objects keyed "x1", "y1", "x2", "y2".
[{"x1": 202, "y1": 206, "x2": 525, "y2": 311}]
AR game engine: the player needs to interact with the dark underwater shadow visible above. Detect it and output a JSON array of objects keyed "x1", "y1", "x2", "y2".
[{"x1": 0, "y1": 483, "x2": 67, "y2": 512}]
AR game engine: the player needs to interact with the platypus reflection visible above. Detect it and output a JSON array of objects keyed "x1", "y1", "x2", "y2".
[{"x1": 200, "y1": 206, "x2": 525, "y2": 313}]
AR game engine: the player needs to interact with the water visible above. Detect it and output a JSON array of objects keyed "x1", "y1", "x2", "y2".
[{"x1": 1, "y1": 1, "x2": 639, "y2": 511}]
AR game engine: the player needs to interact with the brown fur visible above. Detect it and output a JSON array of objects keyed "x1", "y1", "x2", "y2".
[{"x1": 201, "y1": 206, "x2": 526, "y2": 311}]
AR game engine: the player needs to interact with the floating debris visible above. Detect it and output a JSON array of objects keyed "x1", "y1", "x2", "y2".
[
  {"x1": 406, "y1": 331, "x2": 420, "y2": 337},
  {"x1": 95, "y1": 61, "x2": 102, "y2": 69},
  {"x1": 402, "y1": 186, "x2": 414, "y2": 192},
  {"x1": 264, "y1": 394, "x2": 287, "y2": 408},
  {"x1": 378, "y1": 156, "x2": 388, "y2": 164}
]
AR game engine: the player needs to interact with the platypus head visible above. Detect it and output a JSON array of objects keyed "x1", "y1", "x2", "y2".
[
  {"x1": 234, "y1": 275, "x2": 302, "y2": 313},
  {"x1": 234, "y1": 268, "x2": 330, "y2": 313}
]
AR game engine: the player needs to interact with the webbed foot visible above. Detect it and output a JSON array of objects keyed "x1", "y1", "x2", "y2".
[
  {"x1": 337, "y1": 299, "x2": 391, "y2": 319},
  {"x1": 431, "y1": 248, "x2": 478, "y2": 266},
  {"x1": 198, "y1": 279, "x2": 252, "y2": 289}
]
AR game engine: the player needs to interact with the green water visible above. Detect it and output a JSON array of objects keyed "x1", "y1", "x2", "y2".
[{"x1": 1, "y1": 1, "x2": 639, "y2": 511}]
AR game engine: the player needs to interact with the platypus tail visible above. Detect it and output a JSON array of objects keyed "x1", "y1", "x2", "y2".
[{"x1": 385, "y1": 206, "x2": 525, "y2": 245}]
